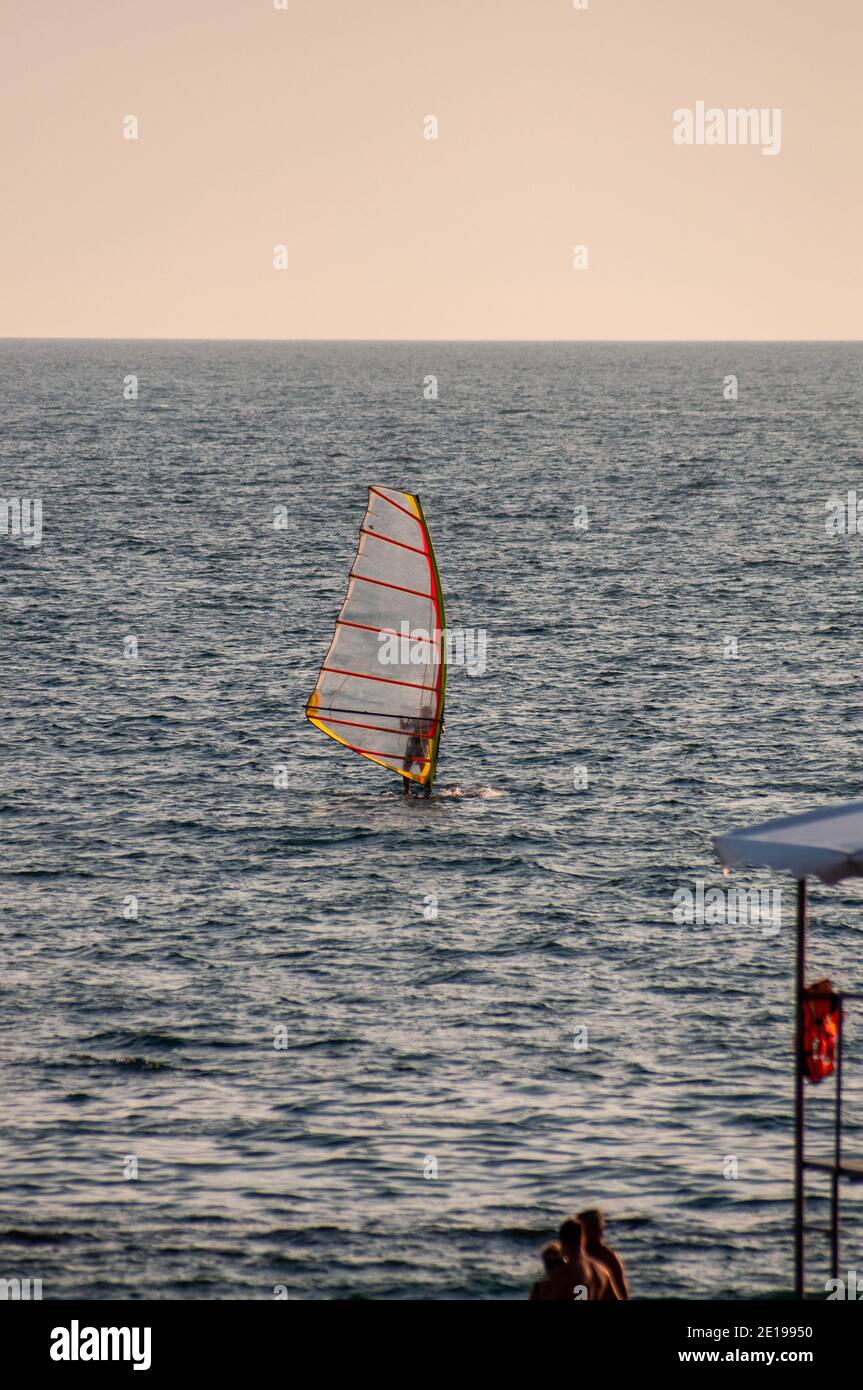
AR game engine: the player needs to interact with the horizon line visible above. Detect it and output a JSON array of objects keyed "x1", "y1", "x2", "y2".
[{"x1": 2, "y1": 336, "x2": 861, "y2": 346}]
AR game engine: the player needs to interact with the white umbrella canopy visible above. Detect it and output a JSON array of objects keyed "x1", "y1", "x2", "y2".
[{"x1": 713, "y1": 800, "x2": 863, "y2": 885}]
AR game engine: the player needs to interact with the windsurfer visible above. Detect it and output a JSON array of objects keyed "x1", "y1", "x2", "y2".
[
  {"x1": 306, "y1": 488, "x2": 446, "y2": 794},
  {"x1": 402, "y1": 717, "x2": 428, "y2": 795},
  {"x1": 401, "y1": 708, "x2": 438, "y2": 796}
]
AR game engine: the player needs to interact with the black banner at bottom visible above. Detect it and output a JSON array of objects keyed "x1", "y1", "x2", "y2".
[{"x1": 6, "y1": 1296, "x2": 858, "y2": 1377}]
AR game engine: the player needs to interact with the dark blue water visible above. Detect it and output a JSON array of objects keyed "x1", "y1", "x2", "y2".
[{"x1": 2, "y1": 341, "x2": 862, "y2": 1299}]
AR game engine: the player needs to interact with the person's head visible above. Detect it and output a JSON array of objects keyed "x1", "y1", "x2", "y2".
[
  {"x1": 540, "y1": 1241, "x2": 563, "y2": 1274},
  {"x1": 577, "y1": 1208, "x2": 604, "y2": 1241},
  {"x1": 558, "y1": 1218, "x2": 583, "y2": 1258}
]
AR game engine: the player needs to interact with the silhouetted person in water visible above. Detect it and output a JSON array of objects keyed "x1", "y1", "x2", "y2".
[
  {"x1": 401, "y1": 712, "x2": 434, "y2": 796},
  {"x1": 401, "y1": 720, "x2": 423, "y2": 795},
  {"x1": 530, "y1": 1242, "x2": 565, "y2": 1300},
  {"x1": 547, "y1": 1219, "x2": 620, "y2": 1301},
  {"x1": 577, "y1": 1208, "x2": 629, "y2": 1299}
]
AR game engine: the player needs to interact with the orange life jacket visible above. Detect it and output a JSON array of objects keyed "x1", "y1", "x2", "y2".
[{"x1": 802, "y1": 979, "x2": 840, "y2": 1084}]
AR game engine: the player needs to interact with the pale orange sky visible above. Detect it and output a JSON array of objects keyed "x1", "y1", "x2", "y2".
[{"x1": 1, "y1": 0, "x2": 860, "y2": 339}]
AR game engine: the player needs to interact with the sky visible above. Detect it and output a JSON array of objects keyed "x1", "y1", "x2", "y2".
[{"x1": 1, "y1": 0, "x2": 860, "y2": 339}]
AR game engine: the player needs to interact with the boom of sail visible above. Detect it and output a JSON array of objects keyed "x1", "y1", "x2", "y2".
[{"x1": 305, "y1": 487, "x2": 446, "y2": 790}]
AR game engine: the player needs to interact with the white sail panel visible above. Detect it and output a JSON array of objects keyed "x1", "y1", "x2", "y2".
[{"x1": 306, "y1": 487, "x2": 446, "y2": 786}]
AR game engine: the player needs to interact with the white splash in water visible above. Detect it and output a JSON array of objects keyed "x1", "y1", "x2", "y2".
[{"x1": 437, "y1": 785, "x2": 506, "y2": 799}]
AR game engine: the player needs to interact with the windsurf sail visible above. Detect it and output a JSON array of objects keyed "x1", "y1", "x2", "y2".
[{"x1": 305, "y1": 487, "x2": 446, "y2": 790}]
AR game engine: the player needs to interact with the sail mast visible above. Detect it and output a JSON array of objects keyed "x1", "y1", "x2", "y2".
[{"x1": 415, "y1": 494, "x2": 446, "y2": 791}]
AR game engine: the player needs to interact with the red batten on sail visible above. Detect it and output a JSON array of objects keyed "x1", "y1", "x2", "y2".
[{"x1": 305, "y1": 487, "x2": 447, "y2": 788}]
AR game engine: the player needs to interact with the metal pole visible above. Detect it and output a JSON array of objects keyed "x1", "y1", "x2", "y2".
[
  {"x1": 794, "y1": 878, "x2": 806, "y2": 1300},
  {"x1": 831, "y1": 995, "x2": 844, "y2": 1282}
]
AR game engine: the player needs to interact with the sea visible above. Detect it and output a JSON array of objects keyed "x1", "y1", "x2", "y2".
[{"x1": 2, "y1": 340, "x2": 862, "y2": 1300}]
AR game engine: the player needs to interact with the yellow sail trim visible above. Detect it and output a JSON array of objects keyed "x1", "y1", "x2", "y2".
[{"x1": 307, "y1": 696, "x2": 430, "y2": 782}]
